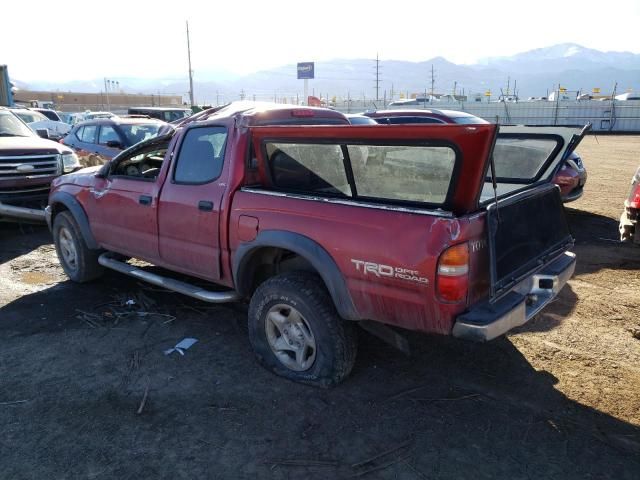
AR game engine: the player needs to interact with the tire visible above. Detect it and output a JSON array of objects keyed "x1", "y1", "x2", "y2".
[
  {"x1": 53, "y1": 211, "x2": 103, "y2": 282},
  {"x1": 248, "y1": 272, "x2": 358, "y2": 387}
]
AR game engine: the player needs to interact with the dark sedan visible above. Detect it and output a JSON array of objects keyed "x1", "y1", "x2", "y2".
[
  {"x1": 61, "y1": 117, "x2": 172, "y2": 166},
  {"x1": 364, "y1": 108, "x2": 489, "y2": 125},
  {"x1": 363, "y1": 109, "x2": 587, "y2": 202}
]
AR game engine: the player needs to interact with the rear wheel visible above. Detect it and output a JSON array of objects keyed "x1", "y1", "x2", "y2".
[
  {"x1": 53, "y1": 211, "x2": 103, "y2": 282},
  {"x1": 248, "y1": 272, "x2": 357, "y2": 387}
]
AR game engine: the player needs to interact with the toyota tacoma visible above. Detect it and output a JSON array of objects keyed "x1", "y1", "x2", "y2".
[{"x1": 47, "y1": 102, "x2": 587, "y2": 386}]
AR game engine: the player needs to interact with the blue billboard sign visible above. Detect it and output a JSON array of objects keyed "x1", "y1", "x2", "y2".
[{"x1": 297, "y1": 62, "x2": 315, "y2": 80}]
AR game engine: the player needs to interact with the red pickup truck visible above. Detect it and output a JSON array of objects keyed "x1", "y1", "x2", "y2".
[{"x1": 46, "y1": 103, "x2": 586, "y2": 386}]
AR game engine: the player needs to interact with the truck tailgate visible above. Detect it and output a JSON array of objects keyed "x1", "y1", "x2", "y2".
[{"x1": 487, "y1": 183, "x2": 573, "y2": 299}]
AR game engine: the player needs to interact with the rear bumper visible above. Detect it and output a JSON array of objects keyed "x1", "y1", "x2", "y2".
[{"x1": 452, "y1": 251, "x2": 576, "y2": 342}]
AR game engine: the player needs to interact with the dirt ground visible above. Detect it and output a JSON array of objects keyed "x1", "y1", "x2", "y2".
[{"x1": 1, "y1": 135, "x2": 639, "y2": 479}]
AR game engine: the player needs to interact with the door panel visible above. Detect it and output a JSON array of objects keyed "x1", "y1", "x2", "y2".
[
  {"x1": 158, "y1": 126, "x2": 228, "y2": 281},
  {"x1": 87, "y1": 177, "x2": 160, "y2": 259},
  {"x1": 84, "y1": 137, "x2": 173, "y2": 261}
]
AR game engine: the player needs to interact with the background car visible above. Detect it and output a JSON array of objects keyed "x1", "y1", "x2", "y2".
[
  {"x1": 127, "y1": 107, "x2": 191, "y2": 123},
  {"x1": 61, "y1": 117, "x2": 172, "y2": 166},
  {"x1": 619, "y1": 166, "x2": 640, "y2": 243},
  {"x1": 364, "y1": 108, "x2": 490, "y2": 125},
  {"x1": 345, "y1": 114, "x2": 378, "y2": 125},
  {"x1": 363, "y1": 109, "x2": 587, "y2": 202},
  {"x1": 0, "y1": 107, "x2": 80, "y2": 221},
  {"x1": 553, "y1": 151, "x2": 587, "y2": 202},
  {"x1": 10, "y1": 108, "x2": 71, "y2": 140},
  {"x1": 84, "y1": 111, "x2": 117, "y2": 120},
  {"x1": 32, "y1": 108, "x2": 64, "y2": 122}
]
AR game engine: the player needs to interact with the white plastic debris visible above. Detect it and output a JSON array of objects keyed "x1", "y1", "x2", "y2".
[
  {"x1": 125, "y1": 299, "x2": 136, "y2": 306},
  {"x1": 164, "y1": 338, "x2": 198, "y2": 356}
]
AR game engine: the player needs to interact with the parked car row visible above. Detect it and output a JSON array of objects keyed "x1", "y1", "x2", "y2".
[
  {"x1": 0, "y1": 107, "x2": 173, "y2": 222},
  {"x1": 1, "y1": 102, "x2": 589, "y2": 226},
  {"x1": 0, "y1": 106, "x2": 79, "y2": 222},
  {"x1": 9, "y1": 107, "x2": 71, "y2": 140}
]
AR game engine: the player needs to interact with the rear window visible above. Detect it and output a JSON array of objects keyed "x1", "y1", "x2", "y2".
[
  {"x1": 267, "y1": 144, "x2": 351, "y2": 197},
  {"x1": 15, "y1": 111, "x2": 47, "y2": 123},
  {"x1": 492, "y1": 136, "x2": 562, "y2": 181},
  {"x1": 265, "y1": 141, "x2": 457, "y2": 206}
]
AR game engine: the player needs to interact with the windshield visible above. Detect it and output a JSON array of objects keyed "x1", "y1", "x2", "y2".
[
  {"x1": 480, "y1": 134, "x2": 564, "y2": 204},
  {"x1": 119, "y1": 123, "x2": 164, "y2": 145},
  {"x1": 492, "y1": 136, "x2": 561, "y2": 181},
  {"x1": 37, "y1": 110, "x2": 61, "y2": 121},
  {"x1": 164, "y1": 110, "x2": 190, "y2": 122},
  {"x1": 0, "y1": 111, "x2": 35, "y2": 137},
  {"x1": 14, "y1": 110, "x2": 48, "y2": 123}
]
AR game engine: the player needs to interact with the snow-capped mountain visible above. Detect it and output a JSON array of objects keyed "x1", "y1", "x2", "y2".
[
  {"x1": 479, "y1": 43, "x2": 640, "y2": 71},
  {"x1": 15, "y1": 44, "x2": 640, "y2": 101}
]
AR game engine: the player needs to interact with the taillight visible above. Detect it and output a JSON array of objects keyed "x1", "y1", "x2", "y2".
[
  {"x1": 629, "y1": 184, "x2": 640, "y2": 209},
  {"x1": 629, "y1": 168, "x2": 640, "y2": 209},
  {"x1": 436, "y1": 243, "x2": 469, "y2": 303}
]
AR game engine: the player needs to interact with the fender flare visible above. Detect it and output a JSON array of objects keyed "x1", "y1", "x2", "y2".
[
  {"x1": 233, "y1": 230, "x2": 360, "y2": 320},
  {"x1": 49, "y1": 191, "x2": 100, "y2": 250}
]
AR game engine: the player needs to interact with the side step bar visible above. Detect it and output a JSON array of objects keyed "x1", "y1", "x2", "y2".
[
  {"x1": 98, "y1": 253, "x2": 241, "y2": 303},
  {"x1": 0, "y1": 202, "x2": 46, "y2": 223}
]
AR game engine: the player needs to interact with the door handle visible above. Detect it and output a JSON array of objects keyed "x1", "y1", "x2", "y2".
[
  {"x1": 198, "y1": 200, "x2": 214, "y2": 211},
  {"x1": 139, "y1": 195, "x2": 152, "y2": 206}
]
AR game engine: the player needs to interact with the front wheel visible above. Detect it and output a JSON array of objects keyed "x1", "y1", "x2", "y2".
[
  {"x1": 53, "y1": 211, "x2": 103, "y2": 282},
  {"x1": 248, "y1": 272, "x2": 357, "y2": 387}
]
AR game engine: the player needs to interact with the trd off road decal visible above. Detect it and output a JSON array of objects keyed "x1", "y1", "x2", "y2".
[{"x1": 351, "y1": 259, "x2": 429, "y2": 285}]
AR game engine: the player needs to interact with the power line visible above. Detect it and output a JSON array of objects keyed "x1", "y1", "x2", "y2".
[
  {"x1": 374, "y1": 53, "x2": 381, "y2": 101},
  {"x1": 430, "y1": 64, "x2": 435, "y2": 97},
  {"x1": 186, "y1": 20, "x2": 194, "y2": 107}
]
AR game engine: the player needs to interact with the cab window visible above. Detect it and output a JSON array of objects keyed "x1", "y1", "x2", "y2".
[{"x1": 173, "y1": 127, "x2": 227, "y2": 184}]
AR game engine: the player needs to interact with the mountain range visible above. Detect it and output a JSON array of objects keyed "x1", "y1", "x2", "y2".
[{"x1": 15, "y1": 43, "x2": 640, "y2": 103}]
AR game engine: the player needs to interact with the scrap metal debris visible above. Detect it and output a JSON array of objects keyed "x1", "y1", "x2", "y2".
[
  {"x1": 75, "y1": 291, "x2": 176, "y2": 327},
  {"x1": 164, "y1": 338, "x2": 198, "y2": 356},
  {"x1": 137, "y1": 384, "x2": 150, "y2": 415},
  {"x1": 0, "y1": 400, "x2": 29, "y2": 406}
]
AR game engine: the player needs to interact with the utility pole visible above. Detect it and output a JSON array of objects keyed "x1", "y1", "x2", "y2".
[
  {"x1": 374, "y1": 53, "x2": 381, "y2": 101},
  {"x1": 104, "y1": 78, "x2": 111, "y2": 111},
  {"x1": 186, "y1": 21, "x2": 195, "y2": 108},
  {"x1": 430, "y1": 64, "x2": 435, "y2": 98}
]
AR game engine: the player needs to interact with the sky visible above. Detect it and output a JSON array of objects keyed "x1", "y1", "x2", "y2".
[{"x1": 3, "y1": 0, "x2": 640, "y2": 82}]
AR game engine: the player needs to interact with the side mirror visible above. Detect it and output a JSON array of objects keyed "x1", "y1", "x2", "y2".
[
  {"x1": 106, "y1": 140, "x2": 122, "y2": 149},
  {"x1": 36, "y1": 128, "x2": 50, "y2": 139}
]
